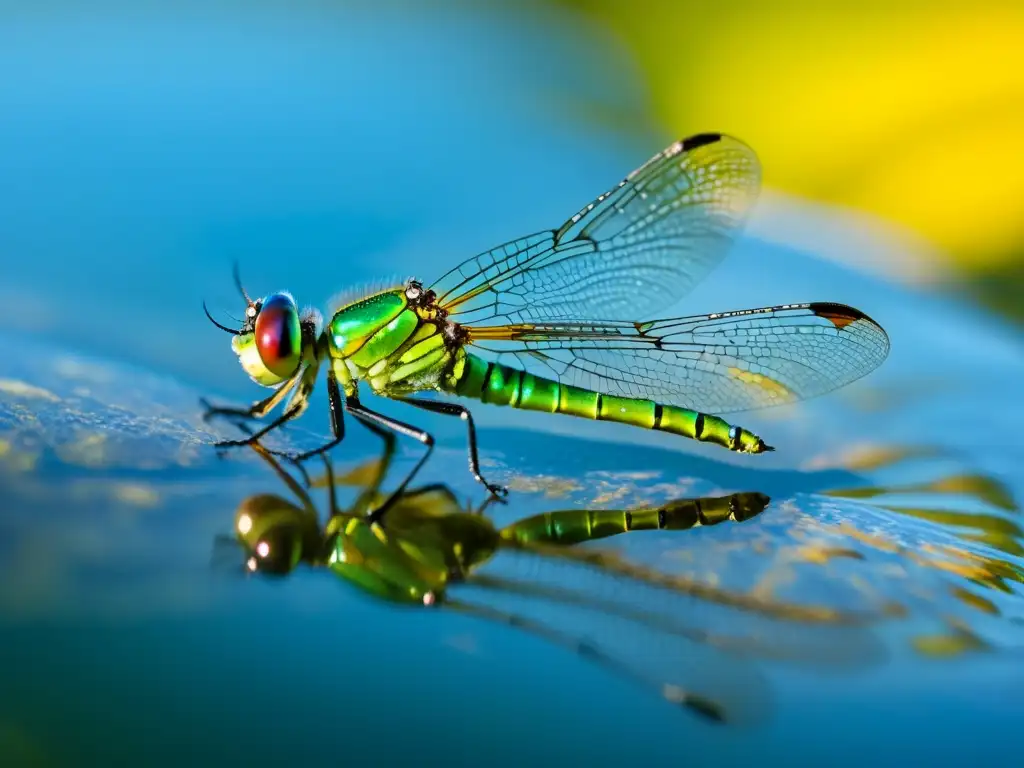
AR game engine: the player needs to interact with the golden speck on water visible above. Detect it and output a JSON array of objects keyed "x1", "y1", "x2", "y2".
[
  {"x1": 504, "y1": 474, "x2": 582, "y2": 499},
  {"x1": 911, "y1": 625, "x2": 988, "y2": 658},
  {"x1": 796, "y1": 545, "x2": 865, "y2": 565}
]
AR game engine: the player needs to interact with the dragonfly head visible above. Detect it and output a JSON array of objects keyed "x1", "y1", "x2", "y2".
[
  {"x1": 204, "y1": 266, "x2": 321, "y2": 387},
  {"x1": 234, "y1": 493, "x2": 320, "y2": 577}
]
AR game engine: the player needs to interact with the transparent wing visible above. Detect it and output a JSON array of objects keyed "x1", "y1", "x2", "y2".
[
  {"x1": 429, "y1": 134, "x2": 761, "y2": 325},
  {"x1": 452, "y1": 539, "x2": 887, "y2": 725},
  {"x1": 467, "y1": 302, "x2": 890, "y2": 413}
]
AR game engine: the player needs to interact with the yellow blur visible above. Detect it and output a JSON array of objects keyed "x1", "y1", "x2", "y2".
[{"x1": 556, "y1": 1, "x2": 1024, "y2": 273}]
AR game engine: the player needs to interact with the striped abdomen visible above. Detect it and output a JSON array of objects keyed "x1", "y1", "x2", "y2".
[
  {"x1": 500, "y1": 492, "x2": 770, "y2": 547},
  {"x1": 444, "y1": 352, "x2": 771, "y2": 454}
]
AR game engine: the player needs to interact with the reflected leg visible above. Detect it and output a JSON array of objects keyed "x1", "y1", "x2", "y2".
[
  {"x1": 344, "y1": 398, "x2": 436, "y2": 526},
  {"x1": 265, "y1": 371, "x2": 346, "y2": 463},
  {"x1": 212, "y1": 363, "x2": 319, "y2": 450}
]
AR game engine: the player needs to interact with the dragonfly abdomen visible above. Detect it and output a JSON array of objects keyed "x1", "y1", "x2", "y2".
[
  {"x1": 446, "y1": 353, "x2": 771, "y2": 453},
  {"x1": 501, "y1": 492, "x2": 770, "y2": 546}
]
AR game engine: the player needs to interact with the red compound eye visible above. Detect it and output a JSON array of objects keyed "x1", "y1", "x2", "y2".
[{"x1": 254, "y1": 293, "x2": 301, "y2": 378}]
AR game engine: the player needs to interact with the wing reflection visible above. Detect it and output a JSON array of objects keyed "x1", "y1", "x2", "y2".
[{"x1": 220, "y1": 442, "x2": 894, "y2": 726}]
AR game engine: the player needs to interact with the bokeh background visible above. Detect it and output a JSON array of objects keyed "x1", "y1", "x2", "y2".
[
  {"x1": 551, "y1": 0, "x2": 1024, "y2": 320},
  {"x1": 2, "y1": 1, "x2": 1023, "y2": 766}
]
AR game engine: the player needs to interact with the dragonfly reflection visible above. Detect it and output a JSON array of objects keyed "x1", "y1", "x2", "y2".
[{"x1": 216, "y1": 443, "x2": 890, "y2": 725}]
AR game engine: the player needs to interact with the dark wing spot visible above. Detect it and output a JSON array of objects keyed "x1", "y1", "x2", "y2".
[
  {"x1": 680, "y1": 133, "x2": 723, "y2": 151},
  {"x1": 808, "y1": 302, "x2": 871, "y2": 330}
]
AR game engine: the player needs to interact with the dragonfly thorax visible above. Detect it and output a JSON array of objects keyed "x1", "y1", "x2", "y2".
[{"x1": 325, "y1": 281, "x2": 467, "y2": 398}]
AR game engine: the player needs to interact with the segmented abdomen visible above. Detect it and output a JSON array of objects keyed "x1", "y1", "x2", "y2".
[
  {"x1": 501, "y1": 492, "x2": 769, "y2": 546},
  {"x1": 444, "y1": 352, "x2": 769, "y2": 453}
]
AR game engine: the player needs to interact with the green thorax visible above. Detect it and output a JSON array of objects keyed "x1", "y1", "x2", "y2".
[
  {"x1": 324, "y1": 515, "x2": 450, "y2": 604},
  {"x1": 322, "y1": 508, "x2": 501, "y2": 604},
  {"x1": 326, "y1": 288, "x2": 455, "y2": 393}
]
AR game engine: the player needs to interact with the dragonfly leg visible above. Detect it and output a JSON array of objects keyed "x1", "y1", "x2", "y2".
[
  {"x1": 209, "y1": 364, "x2": 317, "y2": 451},
  {"x1": 395, "y1": 397, "x2": 508, "y2": 500},
  {"x1": 250, "y1": 443, "x2": 318, "y2": 514},
  {"x1": 344, "y1": 399, "x2": 435, "y2": 526},
  {"x1": 348, "y1": 421, "x2": 398, "y2": 516},
  {"x1": 211, "y1": 402, "x2": 306, "y2": 450},
  {"x1": 264, "y1": 371, "x2": 347, "y2": 466},
  {"x1": 200, "y1": 372, "x2": 300, "y2": 425},
  {"x1": 318, "y1": 449, "x2": 340, "y2": 518},
  {"x1": 215, "y1": 417, "x2": 314, "y2": 486}
]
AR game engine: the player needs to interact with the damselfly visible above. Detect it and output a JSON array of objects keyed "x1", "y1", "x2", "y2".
[{"x1": 203, "y1": 134, "x2": 889, "y2": 500}]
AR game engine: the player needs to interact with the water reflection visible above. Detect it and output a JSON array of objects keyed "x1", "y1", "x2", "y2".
[
  {"x1": 809, "y1": 446, "x2": 1022, "y2": 656},
  {"x1": 218, "y1": 442, "x2": 897, "y2": 726},
  {"x1": 4, "y1": 340, "x2": 1022, "y2": 737}
]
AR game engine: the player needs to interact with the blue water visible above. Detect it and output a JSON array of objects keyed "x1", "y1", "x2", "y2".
[{"x1": 2, "y1": 4, "x2": 1023, "y2": 766}]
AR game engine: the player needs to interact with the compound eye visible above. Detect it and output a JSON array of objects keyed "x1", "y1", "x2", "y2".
[
  {"x1": 244, "y1": 532, "x2": 302, "y2": 576},
  {"x1": 235, "y1": 497, "x2": 306, "y2": 576},
  {"x1": 254, "y1": 293, "x2": 302, "y2": 378}
]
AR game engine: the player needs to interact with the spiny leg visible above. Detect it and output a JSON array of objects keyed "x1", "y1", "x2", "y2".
[
  {"x1": 264, "y1": 377, "x2": 408, "y2": 499},
  {"x1": 212, "y1": 363, "x2": 319, "y2": 451},
  {"x1": 250, "y1": 443, "x2": 318, "y2": 515},
  {"x1": 265, "y1": 371, "x2": 347, "y2": 465},
  {"x1": 220, "y1": 415, "x2": 314, "y2": 487},
  {"x1": 213, "y1": 402, "x2": 305, "y2": 449},
  {"x1": 396, "y1": 397, "x2": 508, "y2": 500},
  {"x1": 348, "y1": 420, "x2": 399, "y2": 515},
  {"x1": 200, "y1": 373, "x2": 300, "y2": 425},
  {"x1": 304, "y1": 413, "x2": 401, "y2": 516},
  {"x1": 344, "y1": 398, "x2": 436, "y2": 526},
  {"x1": 318, "y1": 450, "x2": 340, "y2": 518}
]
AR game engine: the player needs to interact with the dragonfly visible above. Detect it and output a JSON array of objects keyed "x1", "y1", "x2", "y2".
[
  {"x1": 202, "y1": 133, "x2": 890, "y2": 504},
  {"x1": 215, "y1": 441, "x2": 891, "y2": 724}
]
